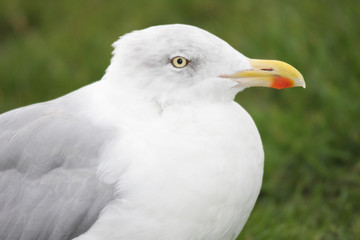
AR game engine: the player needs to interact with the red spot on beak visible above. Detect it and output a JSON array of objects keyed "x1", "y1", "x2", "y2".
[{"x1": 271, "y1": 76, "x2": 294, "y2": 89}]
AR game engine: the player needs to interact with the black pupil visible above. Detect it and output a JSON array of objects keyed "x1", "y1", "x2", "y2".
[{"x1": 177, "y1": 58, "x2": 183, "y2": 65}]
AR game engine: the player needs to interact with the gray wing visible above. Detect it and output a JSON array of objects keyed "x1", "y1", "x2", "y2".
[{"x1": 0, "y1": 101, "x2": 116, "y2": 240}]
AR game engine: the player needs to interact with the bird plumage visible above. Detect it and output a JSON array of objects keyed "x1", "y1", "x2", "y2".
[{"x1": 0, "y1": 24, "x2": 303, "y2": 239}]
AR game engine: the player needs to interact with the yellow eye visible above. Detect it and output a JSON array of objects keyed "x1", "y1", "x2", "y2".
[{"x1": 171, "y1": 57, "x2": 189, "y2": 68}]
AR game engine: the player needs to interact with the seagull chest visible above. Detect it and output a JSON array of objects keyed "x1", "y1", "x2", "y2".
[{"x1": 89, "y1": 102, "x2": 264, "y2": 240}]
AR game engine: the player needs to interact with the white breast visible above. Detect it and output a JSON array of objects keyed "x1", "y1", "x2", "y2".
[{"x1": 77, "y1": 100, "x2": 264, "y2": 240}]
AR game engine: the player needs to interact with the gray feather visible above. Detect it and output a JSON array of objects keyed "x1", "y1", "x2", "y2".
[{"x1": 0, "y1": 101, "x2": 116, "y2": 240}]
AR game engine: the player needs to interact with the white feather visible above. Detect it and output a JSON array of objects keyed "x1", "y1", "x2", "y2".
[{"x1": 71, "y1": 24, "x2": 263, "y2": 240}]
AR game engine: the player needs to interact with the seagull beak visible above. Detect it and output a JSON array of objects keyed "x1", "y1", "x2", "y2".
[{"x1": 221, "y1": 59, "x2": 305, "y2": 89}]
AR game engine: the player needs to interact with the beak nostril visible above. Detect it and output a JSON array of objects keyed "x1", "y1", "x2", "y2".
[{"x1": 261, "y1": 68, "x2": 274, "y2": 71}]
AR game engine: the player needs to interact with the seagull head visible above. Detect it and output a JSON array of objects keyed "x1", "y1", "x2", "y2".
[{"x1": 104, "y1": 24, "x2": 305, "y2": 105}]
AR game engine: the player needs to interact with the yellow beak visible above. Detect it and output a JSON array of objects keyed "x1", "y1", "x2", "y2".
[{"x1": 221, "y1": 59, "x2": 305, "y2": 89}]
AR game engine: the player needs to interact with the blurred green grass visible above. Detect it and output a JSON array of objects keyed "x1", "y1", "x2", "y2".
[{"x1": 0, "y1": 0, "x2": 359, "y2": 239}]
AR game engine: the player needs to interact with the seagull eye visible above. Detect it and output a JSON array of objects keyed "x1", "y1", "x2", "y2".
[{"x1": 171, "y1": 57, "x2": 189, "y2": 68}]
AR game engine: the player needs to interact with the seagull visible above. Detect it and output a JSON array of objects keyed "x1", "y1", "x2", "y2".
[{"x1": 0, "y1": 24, "x2": 305, "y2": 240}]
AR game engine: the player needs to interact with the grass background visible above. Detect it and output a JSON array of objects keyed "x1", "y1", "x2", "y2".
[{"x1": 0, "y1": 0, "x2": 359, "y2": 239}]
